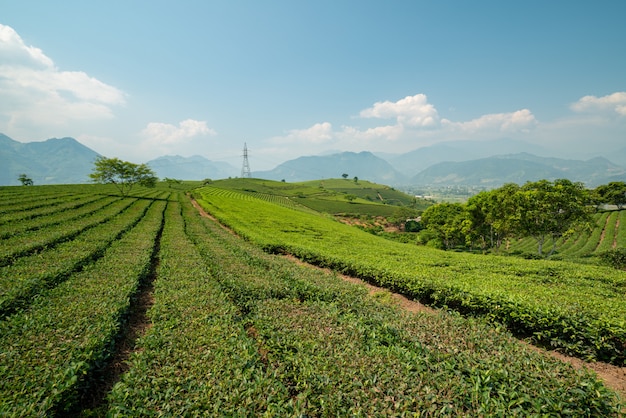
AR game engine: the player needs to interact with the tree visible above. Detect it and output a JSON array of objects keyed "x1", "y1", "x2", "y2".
[
  {"x1": 163, "y1": 177, "x2": 182, "y2": 188},
  {"x1": 515, "y1": 179, "x2": 591, "y2": 257},
  {"x1": 389, "y1": 206, "x2": 421, "y2": 230},
  {"x1": 342, "y1": 173, "x2": 349, "y2": 179},
  {"x1": 18, "y1": 174, "x2": 33, "y2": 186},
  {"x1": 353, "y1": 176, "x2": 359, "y2": 183},
  {"x1": 421, "y1": 202, "x2": 466, "y2": 249},
  {"x1": 89, "y1": 157, "x2": 158, "y2": 196},
  {"x1": 465, "y1": 184, "x2": 520, "y2": 251},
  {"x1": 595, "y1": 181, "x2": 626, "y2": 209}
]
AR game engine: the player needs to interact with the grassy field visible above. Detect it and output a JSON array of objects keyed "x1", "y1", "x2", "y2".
[{"x1": 0, "y1": 181, "x2": 623, "y2": 415}]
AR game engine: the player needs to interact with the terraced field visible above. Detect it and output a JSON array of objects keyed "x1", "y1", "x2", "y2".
[
  {"x1": 0, "y1": 183, "x2": 623, "y2": 415},
  {"x1": 507, "y1": 209, "x2": 626, "y2": 261}
]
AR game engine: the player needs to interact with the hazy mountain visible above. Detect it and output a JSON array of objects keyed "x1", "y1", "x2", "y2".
[
  {"x1": 255, "y1": 151, "x2": 407, "y2": 184},
  {"x1": 0, "y1": 134, "x2": 101, "y2": 185},
  {"x1": 3, "y1": 133, "x2": 625, "y2": 188},
  {"x1": 606, "y1": 146, "x2": 626, "y2": 167},
  {"x1": 387, "y1": 138, "x2": 549, "y2": 177},
  {"x1": 410, "y1": 153, "x2": 626, "y2": 188},
  {"x1": 146, "y1": 155, "x2": 238, "y2": 181}
]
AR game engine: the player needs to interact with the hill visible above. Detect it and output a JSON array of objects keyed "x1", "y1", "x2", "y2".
[
  {"x1": 146, "y1": 155, "x2": 238, "y2": 181},
  {"x1": 255, "y1": 151, "x2": 407, "y2": 184},
  {"x1": 210, "y1": 177, "x2": 430, "y2": 216},
  {"x1": 0, "y1": 134, "x2": 100, "y2": 185},
  {"x1": 410, "y1": 153, "x2": 626, "y2": 188},
  {"x1": 386, "y1": 138, "x2": 550, "y2": 177}
]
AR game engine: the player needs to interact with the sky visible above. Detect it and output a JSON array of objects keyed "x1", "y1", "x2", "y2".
[{"x1": 1, "y1": 0, "x2": 625, "y2": 170}]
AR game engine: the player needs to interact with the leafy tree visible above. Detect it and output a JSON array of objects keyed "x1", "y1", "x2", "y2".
[
  {"x1": 421, "y1": 202, "x2": 466, "y2": 249},
  {"x1": 164, "y1": 177, "x2": 182, "y2": 188},
  {"x1": 344, "y1": 194, "x2": 357, "y2": 202},
  {"x1": 89, "y1": 157, "x2": 158, "y2": 196},
  {"x1": 341, "y1": 173, "x2": 349, "y2": 179},
  {"x1": 18, "y1": 174, "x2": 33, "y2": 186},
  {"x1": 465, "y1": 184, "x2": 520, "y2": 251},
  {"x1": 594, "y1": 181, "x2": 626, "y2": 209},
  {"x1": 353, "y1": 176, "x2": 359, "y2": 183},
  {"x1": 515, "y1": 179, "x2": 591, "y2": 257},
  {"x1": 389, "y1": 206, "x2": 421, "y2": 230}
]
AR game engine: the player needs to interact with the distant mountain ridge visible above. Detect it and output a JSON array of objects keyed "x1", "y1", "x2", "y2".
[
  {"x1": 255, "y1": 151, "x2": 407, "y2": 184},
  {"x1": 0, "y1": 134, "x2": 101, "y2": 185},
  {"x1": 146, "y1": 155, "x2": 238, "y2": 181},
  {"x1": 386, "y1": 138, "x2": 550, "y2": 177},
  {"x1": 1, "y1": 134, "x2": 625, "y2": 188},
  {"x1": 410, "y1": 153, "x2": 626, "y2": 187}
]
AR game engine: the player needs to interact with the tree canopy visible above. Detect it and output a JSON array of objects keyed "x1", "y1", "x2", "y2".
[
  {"x1": 89, "y1": 157, "x2": 158, "y2": 196},
  {"x1": 594, "y1": 181, "x2": 626, "y2": 209},
  {"x1": 18, "y1": 174, "x2": 33, "y2": 186},
  {"x1": 421, "y1": 179, "x2": 592, "y2": 256}
]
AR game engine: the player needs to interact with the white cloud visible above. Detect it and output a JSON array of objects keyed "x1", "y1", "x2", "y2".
[
  {"x1": 359, "y1": 94, "x2": 439, "y2": 127},
  {"x1": 570, "y1": 92, "x2": 626, "y2": 115},
  {"x1": 0, "y1": 24, "x2": 126, "y2": 136},
  {"x1": 0, "y1": 24, "x2": 53, "y2": 68},
  {"x1": 338, "y1": 124, "x2": 405, "y2": 143},
  {"x1": 265, "y1": 96, "x2": 541, "y2": 159},
  {"x1": 442, "y1": 109, "x2": 537, "y2": 133},
  {"x1": 141, "y1": 119, "x2": 216, "y2": 145},
  {"x1": 269, "y1": 122, "x2": 333, "y2": 145},
  {"x1": 137, "y1": 119, "x2": 217, "y2": 159}
]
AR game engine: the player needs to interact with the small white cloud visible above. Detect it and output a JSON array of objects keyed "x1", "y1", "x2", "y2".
[
  {"x1": 269, "y1": 122, "x2": 333, "y2": 145},
  {"x1": 443, "y1": 109, "x2": 537, "y2": 133},
  {"x1": 359, "y1": 94, "x2": 439, "y2": 127},
  {"x1": 570, "y1": 92, "x2": 626, "y2": 115},
  {"x1": 141, "y1": 119, "x2": 216, "y2": 145},
  {"x1": 338, "y1": 124, "x2": 404, "y2": 143},
  {"x1": 0, "y1": 24, "x2": 126, "y2": 136}
]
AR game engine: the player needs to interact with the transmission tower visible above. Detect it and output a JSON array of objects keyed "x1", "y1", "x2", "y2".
[{"x1": 241, "y1": 142, "x2": 251, "y2": 178}]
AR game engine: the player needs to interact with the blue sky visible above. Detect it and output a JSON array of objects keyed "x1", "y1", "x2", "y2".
[{"x1": 1, "y1": 1, "x2": 625, "y2": 170}]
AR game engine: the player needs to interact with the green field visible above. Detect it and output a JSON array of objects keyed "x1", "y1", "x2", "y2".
[
  {"x1": 0, "y1": 182, "x2": 623, "y2": 415},
  {"x1": 209, "y1": 177, "x2": 429, "y2": 216},
  {"x1": 505, "y1": 209, "x2": 626, "y2": 262}
]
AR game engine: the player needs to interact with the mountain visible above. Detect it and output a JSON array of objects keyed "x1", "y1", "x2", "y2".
[
  {"x1": 387, "y1": 138, "x2": 549, "y2": 177},
  {"x1": 255, "y1": 151, "x2": 407, "y2": 184},
  {"x1": 0, "y1": 134, "x2": 101, "y2": 185},
  {"x1": 410, "y1": 153, "x2": 626, "y2": 188},
  {"x1": 146, "y1": 155, "x2": 238, "y2": 181}
]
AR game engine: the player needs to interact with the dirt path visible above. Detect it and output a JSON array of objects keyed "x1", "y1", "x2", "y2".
[{"x1": 191, "y1": 197, "x2": 626, "y2": 399}]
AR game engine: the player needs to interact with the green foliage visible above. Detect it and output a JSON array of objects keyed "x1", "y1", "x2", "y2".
[
  {"x1": 195, "y1": 185, "x2": 626, "y2": 365},
  {"x1": 598, "y1": 248, "x2": 626, "y2": 270},
  {"x1": 0, "y1": 199, "x2": 165, "y2": 415},
  {"x1": 17, "y1": 173, "x2": 33, "y2": 186},
  {"x1": 422, "y1": 202, "x2": 466, "y2": 249},
  {"x1": 0, "y1": 185, "x2": 623, "y2": 415},
  {"x1": 516, "y1": 179, "x2": 591, "y2": 256},
  {"x1": 89, "y1": 156, "x2": 158, "y2": 196},
  {"x1": 595, "y1": 181, "x2": 626, "y2": 209}
]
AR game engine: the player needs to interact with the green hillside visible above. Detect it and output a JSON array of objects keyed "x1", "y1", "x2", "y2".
[
  {"x1": 505, "y1": 209, "x2": 626, "y2": 264},
  {"x1": 0, "y1": 183, "x2": 623, "y2": 415},
  {"x1": 211, "y1": 177, "x2": 430, "y2": 216}
]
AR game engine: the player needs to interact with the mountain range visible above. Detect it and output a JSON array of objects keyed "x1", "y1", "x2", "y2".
[
  {"x1": 0, "y1": 134, "x2": 101, "y2": 185},
  {"x1": 1, "y1": 134, "x2": 625, "y2": 188}
]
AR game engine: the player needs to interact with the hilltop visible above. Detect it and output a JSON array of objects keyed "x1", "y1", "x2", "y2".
[{"x1": 209, "y1": 177, "x2": 431, "y2": 217}]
